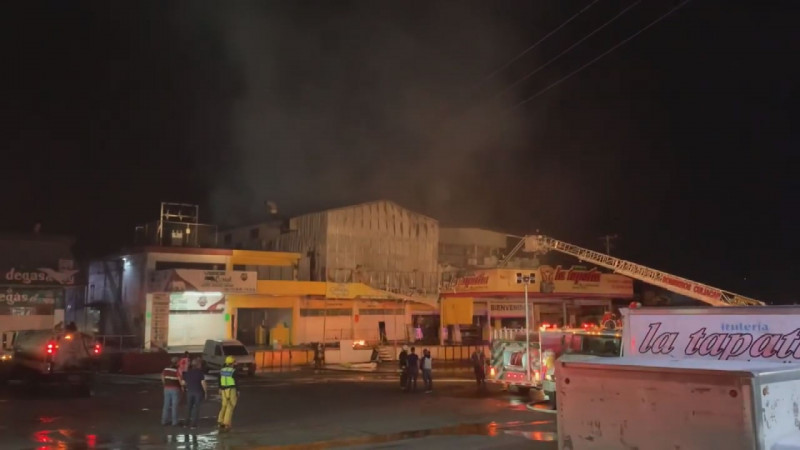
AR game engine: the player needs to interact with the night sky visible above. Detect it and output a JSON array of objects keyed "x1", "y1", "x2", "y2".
[{"x1": 3, "y1": 1, "x2": 798, "y2": 302}]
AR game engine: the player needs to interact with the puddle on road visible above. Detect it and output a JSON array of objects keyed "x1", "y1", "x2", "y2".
[
  {"x1": 30, "y1": 429, "x2": 221, "y2": 450},
  {"x1": 26, "y1": 420, "x2": 554, "y2": 449},
  {"x1": 240, "y1": 419, "x2": 556, "y2": 449}
]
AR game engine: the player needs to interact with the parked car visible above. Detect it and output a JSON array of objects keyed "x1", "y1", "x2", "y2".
[{"x1": 201, "y1": 339, "x2": 256, "y2": 376}]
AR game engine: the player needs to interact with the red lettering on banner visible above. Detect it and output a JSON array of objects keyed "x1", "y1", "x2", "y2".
[
  {"x1": 553, "y1": 266, "x2": 601, "y2": 283},
  {"x1": 693, "y1": 285, "x2": 722, "y2": 300},
  {"x1": 456, "y1": 274, "x2": 490, "y2": 288},
  {"x1": 662, "y1": 276, "x2": 692, "y2": 291}
]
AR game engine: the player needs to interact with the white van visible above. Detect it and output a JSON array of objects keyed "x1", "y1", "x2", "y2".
[{"x1": 202, "y1": 339, "x2": 256, "y2": 376}]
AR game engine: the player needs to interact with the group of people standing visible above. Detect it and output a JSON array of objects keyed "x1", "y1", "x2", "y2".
[
  {"x1": 398, "y1": 345, "x2": 433, "y2": 393},
  {"x1": 161, "y1": 352, "x2": 239, "y2": 432},
  {"x1": 161, "y1": 353, "x2": 208, "y2": 429}
]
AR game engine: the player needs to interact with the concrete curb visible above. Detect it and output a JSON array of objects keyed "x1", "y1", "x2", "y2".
[{"x1": 525, "y1": 402, "x2": 558, "y2": 414}]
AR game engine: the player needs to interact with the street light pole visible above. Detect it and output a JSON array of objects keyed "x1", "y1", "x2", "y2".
[{"x1": 524, "y1": 280, "x2": 531, "y2": 383}]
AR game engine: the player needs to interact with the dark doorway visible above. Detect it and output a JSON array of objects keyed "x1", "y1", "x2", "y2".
[{"x1": 378, "y1": 321, "x2": 387, "y2": 343}]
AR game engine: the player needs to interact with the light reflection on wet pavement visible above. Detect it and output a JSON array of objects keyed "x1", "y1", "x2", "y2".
[
  {"x1": 9, "y1": 370, "x2": 557, "y2": 449},
  {"x1": 27, "y1": 419, "x2": 555, "y2": 449}
]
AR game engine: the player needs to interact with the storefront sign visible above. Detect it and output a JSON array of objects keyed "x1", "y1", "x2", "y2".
[
  {"x1": 489, "y1": 302, "x2": 526, "y2": 313},
  {"x1": 149, "y1": 269, "x2": 257, "y2": 294},
  {"x1": 0, "y1": 287, "x2": 62, "y2": 305},
  {"x1": 4, "y1": 267, "x2": 78, "y2": 286},
  {"x1": 443, "y1": 267, "x2": 632, "y2": 298},
  {"x1": 0, "y1": 287, "x2": 62, "y2": 315},
  {"x1": 169, "y1": 292, "x2": 225, "y2": 311},
  {"x1": 626, "y1": 308, "x2": 800, "y2": 362}
]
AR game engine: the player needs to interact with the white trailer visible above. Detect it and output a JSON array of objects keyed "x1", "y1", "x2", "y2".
[{"x1": 556, "y1": 355, "x2": 800, "y2": 450}]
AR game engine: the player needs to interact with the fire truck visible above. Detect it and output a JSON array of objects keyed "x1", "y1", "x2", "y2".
[
  {"x1": 487, "y1": 328, "x2": 542, "y2": 393},
  {"x1": 486, "y1": 235, "x2": 764, "y2": 397}
]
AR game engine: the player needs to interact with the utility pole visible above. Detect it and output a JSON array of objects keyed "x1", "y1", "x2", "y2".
[
  {"x1": 600, "y1": 234, "x2": 619, "y2": 255},
  {"x1": 516, "y1": 272, "x2": 535, "y2": 384}
]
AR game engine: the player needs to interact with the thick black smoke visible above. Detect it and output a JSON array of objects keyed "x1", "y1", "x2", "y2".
[{"x1": 206, "y1": 1, "x2": 544, "y2": 227}]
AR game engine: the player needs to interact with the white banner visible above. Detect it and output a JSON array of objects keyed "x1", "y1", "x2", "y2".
[
  {"x1": 150, "y1": 269, "x2": 257, "y2": 294},
  {"x1": 626, "y1": 308, "x2": 800, "y2": 362},
  {"x1": 169, "y1": 292, "x2": 225, "y2": 312}
]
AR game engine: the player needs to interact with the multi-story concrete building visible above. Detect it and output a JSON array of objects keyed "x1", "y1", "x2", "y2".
[{"x1": 274, "y1": 200, "x2": 440, "y2": 296}]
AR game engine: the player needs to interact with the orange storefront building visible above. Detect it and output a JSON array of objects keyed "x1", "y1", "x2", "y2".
[{"x1": 439, "y1": 266, "x2": 634, "y2": 339}]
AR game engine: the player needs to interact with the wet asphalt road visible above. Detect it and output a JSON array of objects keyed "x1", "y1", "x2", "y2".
[{"x1": 0, "y1": 369, "x2": 557, "y2": 449}]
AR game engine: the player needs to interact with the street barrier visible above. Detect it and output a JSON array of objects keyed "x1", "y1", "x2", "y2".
[{"x1": 251, "y1": 344, "x2": 488, "y2": 369}]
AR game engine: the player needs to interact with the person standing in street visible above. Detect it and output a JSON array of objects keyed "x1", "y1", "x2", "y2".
[
  {"x1": 177, "y1": 352, "x2": 190, "y2": 379},
  {"x1": 471, "y1": 349, "x2": 486, "y2": 389},
  {"x1": 218, "y1": 356, "x2": 239, "y2": 432},
  {"x1": 182, "y1": 358, "x2": 207, "y2": 429},
  {"x1": 398, "y1": 345, "x2": 409, "y2": 391},
  {"x1": 420, "y1": 349, "x2": 433, "y2": 393},
  {"x1": 177, "y1": 351, "x2": 190, "y2": 406},
  {"x1": 161, "y1": 357, "x2": 181, "y2": 426},
  {"x1": 406, "y1": 347, "x2": 420, "y2": 392}
]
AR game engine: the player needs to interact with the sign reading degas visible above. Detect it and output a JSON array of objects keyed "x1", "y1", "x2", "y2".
[{"x1": 4, "y1": 267, "x2": 78, "y2": 286}]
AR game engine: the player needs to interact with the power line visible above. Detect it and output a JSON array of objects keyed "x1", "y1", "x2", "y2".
[
  {"x1": 514, "y1": 0, "x2": 694, "y2": 109},
  {"x1": 493, "y1": 0, "x2": 642, "y2": 100},
  {"x1": 479, "y1": 0, "x2": 604, "y2": 85}
]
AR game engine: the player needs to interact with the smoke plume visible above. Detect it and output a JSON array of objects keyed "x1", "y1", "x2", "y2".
[{"x1": 206, "y1": 1, "x2": 538, "y2": 227}]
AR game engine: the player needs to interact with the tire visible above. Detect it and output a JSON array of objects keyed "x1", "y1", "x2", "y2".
[
  {"x1": 548, "y1": 390, "x2": 557, "y2": 409},
  {"x1": 516, "y1": 386, "x2": 531, "y2": 395}
]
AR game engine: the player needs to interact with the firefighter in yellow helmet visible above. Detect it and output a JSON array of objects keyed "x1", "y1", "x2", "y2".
[{"x1": 218, "y1": 356, "x2": 239, "y2": 432}]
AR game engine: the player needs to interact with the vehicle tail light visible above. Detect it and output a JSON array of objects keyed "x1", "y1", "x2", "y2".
[
  {"x1": 94, "y1": 343, "x2": 101, "y2": 355},
  {"x1": 46, "y1": 342, "x2": 56, "y2": 355}
]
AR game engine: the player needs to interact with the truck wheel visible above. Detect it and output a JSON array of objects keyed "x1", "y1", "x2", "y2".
[{"x1": 75, "y1": 384, "x2": 92, "y2": 398}]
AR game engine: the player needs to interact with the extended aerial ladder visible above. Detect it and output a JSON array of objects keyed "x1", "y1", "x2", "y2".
[{"x1": 500, "y1": 235, "x2": 764, "y2": 307}]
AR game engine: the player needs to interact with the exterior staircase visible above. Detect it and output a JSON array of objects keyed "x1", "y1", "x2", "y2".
[{"x1": 377, "y1": 346, "x2": 396, "y2": 362}]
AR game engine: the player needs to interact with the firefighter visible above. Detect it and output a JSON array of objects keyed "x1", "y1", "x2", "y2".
[{"x1": 218, "y1": 356, "x2": 239, "y2": 432}]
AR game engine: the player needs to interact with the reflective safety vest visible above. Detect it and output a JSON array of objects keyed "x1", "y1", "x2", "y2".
[{"x1": 220, "y1": 366, "x2": 236, "y2": 389}]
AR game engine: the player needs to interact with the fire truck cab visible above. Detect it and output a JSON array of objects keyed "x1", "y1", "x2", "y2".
[{"x1": 540, "y1": 322, "x2": 622, "y2": 406}]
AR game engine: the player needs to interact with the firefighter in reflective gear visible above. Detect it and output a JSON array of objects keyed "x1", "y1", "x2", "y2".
[{"x1": 218, "y1": 356, "x2": 238, "y2": 431}]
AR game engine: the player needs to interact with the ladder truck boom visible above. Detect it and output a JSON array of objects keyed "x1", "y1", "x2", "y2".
[{"x1": 511, "y1": 235, "x2": 764, "y2": 307}]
